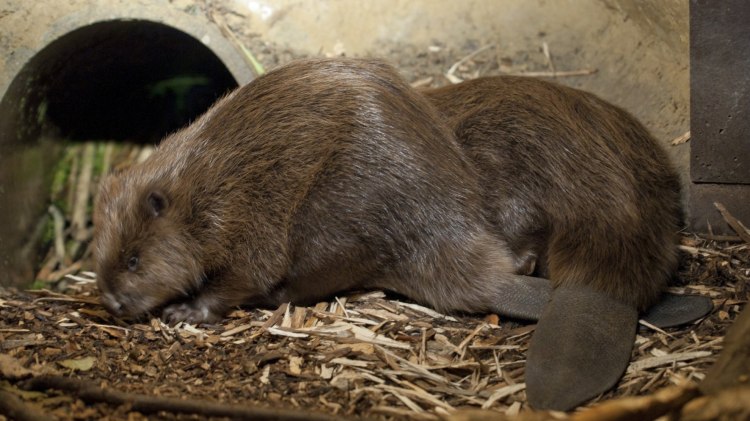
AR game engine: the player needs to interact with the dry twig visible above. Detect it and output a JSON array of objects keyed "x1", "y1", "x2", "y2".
[
  {"x1": 503, "y1": 69, "x2": 598, "y2": 77},
  {"x1": 445, "y1": 44, "x2": 495, "y2": 83},
  {"x1": 671, "y1": 131, "x2": 691, "y2": 146},
  {"x1": 22, "y1": 375, "x2": 348, "y2": 421},
  {"x1": 714, "y1": 202, "x2": 750, "y2": 244},
  {"x1": 0, "y1": 389, "x2": 54, "y2": 421}
]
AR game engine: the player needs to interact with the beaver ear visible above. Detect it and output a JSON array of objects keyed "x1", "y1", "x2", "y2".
[{"x1": 146, "y1": 191, "x2": 168, "y2": 217}]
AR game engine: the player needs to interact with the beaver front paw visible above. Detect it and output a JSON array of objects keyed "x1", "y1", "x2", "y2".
[{"x1": 162, "y1": 301, "x2": 222, "y2": 325}]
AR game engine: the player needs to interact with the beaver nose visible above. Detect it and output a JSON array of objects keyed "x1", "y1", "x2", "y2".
[{"x1": 100, "y1": 292, "x2": 124, "y2": 316}]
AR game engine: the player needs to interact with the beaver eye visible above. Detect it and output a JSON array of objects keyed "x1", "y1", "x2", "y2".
[{"x1": 127, "y1": 256, "x2": 139, "y2": 272}]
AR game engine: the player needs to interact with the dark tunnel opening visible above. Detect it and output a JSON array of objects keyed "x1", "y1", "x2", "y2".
[{"x1": 5, "y1": 19, "x2": 239, "y2": 145}]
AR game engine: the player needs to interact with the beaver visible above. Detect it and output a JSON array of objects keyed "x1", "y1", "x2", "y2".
[
  {"x1": 424, "y1": 77, "x2": 683, "y2": 311},
  {"x1": 94, "y1": 58, "x2": 709, "y2": 411},
  {"x1": 423, "y1": 76, "x2": 689, "y2": 410},
  {"x1": 93, "y1": 58, "x2": 554, "y2": 325}
]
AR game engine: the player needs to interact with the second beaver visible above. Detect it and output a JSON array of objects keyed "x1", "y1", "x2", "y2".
[{"x1": 423, "y1": 76, "x2": 684, "y2": 410}]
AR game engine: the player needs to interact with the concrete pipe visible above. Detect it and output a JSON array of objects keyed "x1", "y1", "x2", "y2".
[{"x1": 0, "y1": 1, "x2": 254, "y2": 287}]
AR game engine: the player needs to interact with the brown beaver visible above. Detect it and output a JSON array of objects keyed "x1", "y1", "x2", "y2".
[
  {"x1": 94, "y1": 58, "x2": 709, "y2": 411},
  {"x1": 424, "y1": 77, "x2": 683, "y2": 311},
  {"x1": 94, "y1": 58, "x2": 554, "y2": 324},
  {"x1": 423, "y1": 76, "x2": 688, "y2": 410}
]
